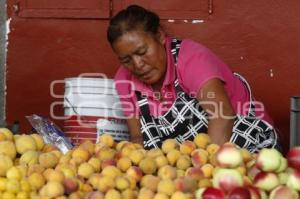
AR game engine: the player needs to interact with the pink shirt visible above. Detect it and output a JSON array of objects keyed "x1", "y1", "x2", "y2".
[{"x1": 114, "y1": 37, "x2": 274, "y2": 125}]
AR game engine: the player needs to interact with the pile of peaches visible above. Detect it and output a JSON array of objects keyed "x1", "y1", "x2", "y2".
[{"x1": 0, "y1": 127, "x2": 299, "y2": 199}]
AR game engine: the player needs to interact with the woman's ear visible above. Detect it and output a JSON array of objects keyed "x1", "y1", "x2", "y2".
[{"x1": 157, "y1": 27, "x2": 166, "y2": 45}]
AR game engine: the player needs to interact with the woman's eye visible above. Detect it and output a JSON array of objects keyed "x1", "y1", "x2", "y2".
[{"x1": 137, "y1": 50, "x2": 146, "y2": 56}]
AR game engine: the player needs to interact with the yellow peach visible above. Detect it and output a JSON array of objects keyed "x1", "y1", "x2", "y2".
[
  {"x1": 198, "y1": 178, "x2": 212, "y2": 188},
  {"x1": 101, "y1": 166, "x2": 121, "y2": 179},
  {"x1": 193, "y1": 133, "x2": 211, "y2": 149},
  {"x1": 147, "y1": 148, "x2": 164, "y2": 158},
  {"x1": 139, "y1": 157, "x2": 157, "y2": 174},
  {"x1": 88, "y1": 157, "x2": 101, "y2": 172},
  {"x1": 201, "y1": 163, "x2": 214, "y2": 178},
  {"x1": 191, "y1": 149, "x2": 208, "y2": 167},
  {"x1": 138, "y1": 187, "x2": 155, "y2": 199},
  {"x1": 0, "y1": 141, "x2": 17, "y2": 160},
  {"x1": 0, "y1": 154, "x2": 13, "y2": 177},
  {"x1": 30, "y1": 134, "x2": 45, "y2": 151},
  {"x1": 78, "y1": 162, "x2": 95, "y2": 179},
  {"x1": 157, "y1": 179, "x2": 176, "y2": 196},
  {"x1": 20, "y1": 180, "x2": 31, "y2": 192},
  {"x1": 155, "y1": 155, "x2": 169, "y2": 168},
  {"x1": 105, "y1": 189, "x2": 121, "y2": 199},
  {"x1": 117, "y1": 157, "x2": 132, "y2": 172},
  {"x1": 97, "y1": 175, "x2": 115, "y2": 192},
  {"x1": 28, "y1": 172, "x2": 46, "y2": 191},
  {"x1": 6, "y1": 179, "x2": 21, "y2": 194},
  {"x1": 15, "y1": 135, "x2": 37, "y2": 154},
  {"x1": 27, "y1": 164, "x2": 45, "y2": 176},
  {"x1": 0, "y1": 128, "x2": 13, "y2": 141},
  {"x1": 166, "y1": 149, "x2": 181, "y2": 166},
  {"x1": 121, "y1": 189, "x2": 138, "y2": 199},
  {"x1": 161, "y1": 139, "x2": 178, "y2": 154},
  {"x1": 176, "y1": 155, "x2": 192, "y2": 170},
  {"x1": 129, "y1": 150, "x2": 145, "y2": 165},
  {"x1": 71, "y1": 147, "x2": 90, "y2": 162},
  {"x1": 153, "y1": 193, "x2": 169, "y2": 199},
  {"x1": 179, "y1": 140, "x2": 196, "y2": 155},
  {"x1": 6, "y1": 166, "x2": 22, "y2": 180},
  {"x1": 39, "y1": 152, "x2": 59, "y2": 169},
  {"x1": 19, "y1": 150, "x2": 39, "y2": 166},
  {"x1": 99, "y1": 134, "x2": 115, "y2": 147},
  {"x1": 115, "y1": 176, "x2": 130, "y2": 191},
  {"x1": 158, "y1": 165, "x2": 177, "y2": 180},
  {"x1": 79, "y1": 140, "x2": 95, "y2": 155},
  {"x1": 140, "y1": 174, "x2": 160, "y2": 192},
  {"x1": 42, "y1": 181, "x2": 64, "y2": 198},
  {"x1": 206, "y1": 143, "x2": 220, "y2": 155}
]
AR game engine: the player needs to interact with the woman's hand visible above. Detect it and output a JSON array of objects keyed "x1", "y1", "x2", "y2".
[
  {"x1": 196, "y1": 78, "x2": 235, "y2": 145},
  {"x1": 126, "y1": 117, "x2": 143, "y2": 145}
]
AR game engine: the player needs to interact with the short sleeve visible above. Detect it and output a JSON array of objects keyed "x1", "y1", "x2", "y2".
[
  {"x1": 177, "y1": 39, "x2": 228, "y2": 94},
  {"x1": 114, "y1": 67, "x2": 139, "y2": 118}
]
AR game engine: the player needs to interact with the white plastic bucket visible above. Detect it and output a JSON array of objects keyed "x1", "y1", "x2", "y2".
[{"x1": 63, "y1": 77, "x2": 129, "y2": 144}]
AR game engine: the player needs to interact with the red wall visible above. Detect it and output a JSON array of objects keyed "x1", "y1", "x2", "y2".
[{"x1": 6, "y1": 0, "x2": 300, "y2": 153}]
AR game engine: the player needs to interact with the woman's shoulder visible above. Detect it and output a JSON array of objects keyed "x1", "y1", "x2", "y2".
[
  {"x1": 180, "y1": 38, "x2": 212, "y2": 55},
  {"x1": 114, "y1": 66, "x2": 131, "y2": 81}
]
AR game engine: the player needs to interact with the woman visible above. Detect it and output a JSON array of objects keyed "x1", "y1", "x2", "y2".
[{"x1": 107, "y1": 5, "x2": 281, "y2": 152}]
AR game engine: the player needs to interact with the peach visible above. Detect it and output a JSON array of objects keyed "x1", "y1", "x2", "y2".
[
  {"x1": 155, "y1": 155, "x2": 169, "y2": 168},
  {"x1": 212, "y1": 168, "x2": 244, "y2": 193},
  {"x1": 0, "y1": 154, "x2": 13, "y2": 177},
  {"x1": 193, "y1": 133, "x2": 211, "y2": 149},
  {"x1": 97, "y1": 175, "x2": 115, "y2": 192},
  {"x1": 191, "y1": 149, "x2": 208, "y2": 167},
  {"x1": 174, "y1": 176, "x2": 197, "y2": 193},
  {"x1": 0, "y1": 141, "x2": 16, "y2": 160},
  {"x1": 206, "y1": 143, "x2": 220, "y2": 155},
  {"x1": 27, "y1": 164, "x2": 45, "y2": 176},
  {"x1": 6, "y1": 166, "x2": 22, "y2": 180},
  {"x1": 82, "y1": 183, "x2": 93, "y2": 193},
  {"x1": 139, "y1": 157, "x2": 157, "y2": 174},
  {"x1": 77, "y1": 162, "x2": 95, "y2": 179},
  {"x1": 138, "y1": 187, "x2": 155, "y2": 199},
  {"x1": 78, "y1": 140, "x2": 95, "y2": 155},
  {"x1": 42, "y1": 143, "x2": 58, "y2": 153},
  {"x1": 171, "y1": 191, "x2": 187, "y2": 199},
  {"x1": 115, "y1": 140, "x2": 129, "y2": 151},
  {"x1": 198, "y1": 178, "x2": 212, "y2": 188},
  {"x1": 256, "y1": 148, "x2": 282, "y2": 172},
  {"x1": 287, "y1": 147, "x2": 300, "y2": 171},
  {"x1": 101, "y1": 158, "x2": 117, "y2": 169},
  {"x1": 88, "y1": 157, "x2": 101, "y2": 172},
  {"x1": 286, "y1": 170, "x2": 300, "y2": 191},
  {"x1": 6, "y1": 178, "x2": 21, "y2": 193},
  {"x1": 46, "y1": 169, "x2": 65, "y2": 182},
  {"x1": 16, "y1": 191, "x2": 30, "y2": 199},
  {"x1": 140, "y1": 174, "x2": 160, "y2": 192},
  {"x1": 126, "y1": 175, "x2": 137, "y2": 189},
  {"x1": 0, "y1": 132, "x2": 6, "y2": 141},
  {"x1": 99, "y1": 134, "x2": 115, "y2": 147},
  {"x1": 121, "y1": 189, "x2": 138, "y2": 199},
  {"x1": 154, "y1": 192, "x2": 169, "y2": 199},
  {"x1": 126, "y1": 166, "x2": 143, "y2": 183},
  {"x1": 85, "y1": 191, "x2": 104, "y2": 199},
  {"x1": 30, "y1": 134, "x2": 45, "y2": 151},
  {"x1": 269, "y1": 185, "x2": 299, "y2": 199},
  {"x1": 185, "y1": 167, "x2": 204, "y2": 181},
  {"x1": 254, "y1": 171, "x2": 280, "y2": 191},
  {"x1": 71, "y1": 147, "x2": 90, "y2": 162},
  {"x1": 28, "y1": 172, "x2": 46, "y2": 191},
  {"x1": 101, "y1": 165, "x2": 122, "y2": 179},
  {"x1": 104, "y1": 189, "x2": 121, "y2": 199},
  {"x1": 15, "y1": 135, "x2": 37, "y2": 154},
  {"x1": 88, "y1": 173, "x2": 102, "y2": 189},
  {"x1": 117, "y1": 157, "x2": 132, "y2": 172},
  {"x1": 176, "y1": 155, "x2": 191, "y2": 170},
  {"x1": 208, "y1": 153, "x2": 218, "y2": 167},
  {"x1": 157, "y1": 179, "x2": 176, "y2": 196},
  {"x1": 166, "y1": 149, "x2": 181, "y2": 166},
  {"x1": 96, "y1": 146, "x2": 116, "y2": 161},
  {"x1": 0, "y1": 128, "x2": 14, "y2": 140},
  {"x1": 121, "y1": 143, "x2": 137, "y2": 157},
  {"x1": 39, "y1": 152, "x2": 59, "y2": 169},
  {"x1": 115, "y1": 176, "x2": 130, "y2": 191},
  {"x1": 20, "y1": 179, "x2": 31, "y2": 192},
  {"x1": 161, "y1": 139, "x2": 178, "y2": 154},
  {"x1": 215, "y1": 144, "x2": 243, "y2": 168},
  {"x1": 201, "y1": 163, "x2": 214, "y2": 178},
  {"x1": 2, "y1": 192, "x2": 16, "y2": 199},
  {"x1": 180, "y1": 140, "x2": 196, "y2": 155},
  {"x1": 158, "y1": 165, "x2": 177, "y2": 180},
  {"x1": 68, "y1": 191, "x2": 84, "y2": 199},
  {"x1": 129, "y1": 150, "x2": 145, "y2": 165},
  {"x1": 62, "y1": 177, "x2": 79, "y2": 195},
  {"x1": 147, "y1": 148, "x2": 164, "y2": 158},
  {"x1": 41, "y1": 181, "x2": 64, "y2": 198},
  {"x1": 176, "y1": 169, "x2": 185, "y2": 178}
]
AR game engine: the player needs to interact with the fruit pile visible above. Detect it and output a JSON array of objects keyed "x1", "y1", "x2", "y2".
[{"x1": 0, "y1": 127, "x2": 299, "y2": 199}]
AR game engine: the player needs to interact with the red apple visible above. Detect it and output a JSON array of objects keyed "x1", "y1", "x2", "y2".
[
  {"x1": 246, "y1": 185, "x2": 261, "y2": 199},
  {"x1": 227, "y1": 187, "x2": 251, "y2": 199},
  {"x1": 212, "y1": 168, "x2": 243, "y2": 193},
  {"x1": 286, "y1": 170, "x2": 300, "y2": 191},
  {"x1": 216, "y1": 144, "x2": 243, "y2": 168},
  {"x1": 200, "y1": 187, "x2": 225, "y2": 199},
  {"x1": 269, "y1": 185, "x2": 299, "y2": 199},
  {"x1": 256, "y1": 148, "x2": 282, "y2": 172},
  {"x1": 287, "y1": 147, "x2": 300, "y2": 171},
  {"x1": 254, "y1": 171, "x2": 280, "y2": 192}
]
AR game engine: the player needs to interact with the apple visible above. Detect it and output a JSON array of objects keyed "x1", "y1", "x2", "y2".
[
  {"x1": 256, "y1": 148, "x2": 282, "y2": 172},
  {"x1": 286, "y1": 170, "x2": 300, "y2": 191},
  {"x1": 212, "y1": 168, "x2": 243, "y2": 193},
  {"x1": 215, "y1": 144, "x2": 243, "y2": 168},
  {"x1": 227, "y1": 187, "x2": 251, "y2": 199},
  {"x1": 269, "y1": 185, "x2": 299, "y2": 199},
  {"x1": 287, "y1": 147, "x2": 300, "y2": 171},
  {"x1": 201, "y1": 187, "x2": 225, "y2": 199},
  {"x1": 254, "y1": 171, "x2": 280, "y2": 191}
]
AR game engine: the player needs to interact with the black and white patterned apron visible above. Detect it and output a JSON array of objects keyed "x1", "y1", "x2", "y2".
[{"x1": 135, "y1": 38, "x2": 281, "y2": 153}]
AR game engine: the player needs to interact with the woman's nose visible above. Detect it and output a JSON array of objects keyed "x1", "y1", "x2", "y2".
[{"x1": 132, "y1": 55, "x2": 144, "y2": 69}]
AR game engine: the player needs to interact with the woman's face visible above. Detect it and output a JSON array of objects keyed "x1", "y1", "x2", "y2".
[{"x1": 112, "y1": 30, "x2": 167, "y2": 86}]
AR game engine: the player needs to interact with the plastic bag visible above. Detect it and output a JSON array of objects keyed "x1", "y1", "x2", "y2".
[{"x1": 26, "y1": 114, "x2": 73, "y2": 154}]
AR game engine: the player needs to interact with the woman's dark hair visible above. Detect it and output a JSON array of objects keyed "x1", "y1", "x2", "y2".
[{"x1": 107, "y1": 5, "x2": 161, "y2": 45}]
